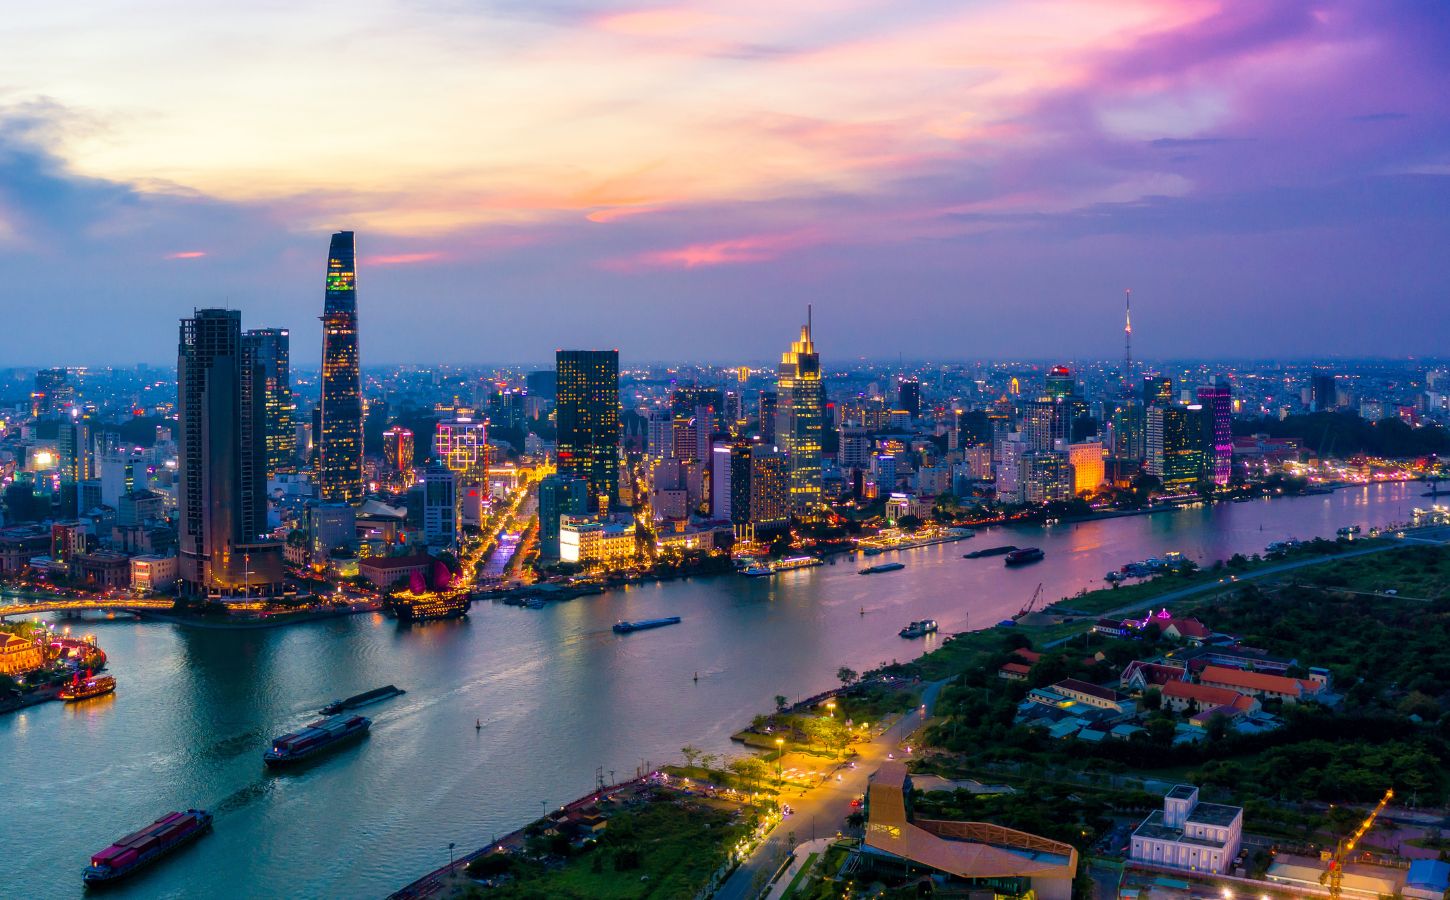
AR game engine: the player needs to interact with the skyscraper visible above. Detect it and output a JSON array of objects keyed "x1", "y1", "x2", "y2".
[
  {"x1": 758, "y1": 390, "x2": 778, "y2": 444},
  {"x1": 242, "y1": 327, "x2": 295, "y2": 477},
  {"x1": 177, "y1": 309, "x2": 283, "y2": 598},
  {"x1": 434, "y1": 416, "x2": 488, "y2": 480},
  {"x1": 775, "y1": 312, "x2": 824, "y2": 515},
  {"x1": 1311, "y1": 373, "x2": 1337, "y2": 412},
  {"x1": 319, "y1": 231, "x2": 364, "y2": 504},
  {"x1": 1146, "y1": 404, "x2": 1206, "y2": 492},
  {"x1": 1196, "y1": 380, "x2": 1233, "y2": 487},
  {"x1": 32, "y1": 368, "x2": 72, "y2": 418},
  {"x1": 897, "y1": 378, "x2": 921, "y2": 419},
  {"x1": 538, "y1": 473, "x2": 590, "y2": 559},
  {"x1": 556, "y1": 350, "x2": 620, "y2": 510},
  {"x1": 382, "y1": 426, "x2": 415, "y2": 476},
  {"x1": 1143, "y1": 374, "x2": 1173, "y2": 407}
]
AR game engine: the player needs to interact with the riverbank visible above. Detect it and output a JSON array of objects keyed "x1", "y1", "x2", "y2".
[{"x1": 132, "y1": 601, "x2": 382, "y2": 630}]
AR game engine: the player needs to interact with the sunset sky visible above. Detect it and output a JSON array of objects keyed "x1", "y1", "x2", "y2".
[{"x1": 2, "y1": 0, "x2": 1448, "y2": 364}]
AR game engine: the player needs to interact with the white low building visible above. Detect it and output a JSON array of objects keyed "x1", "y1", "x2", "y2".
[{"x1": 1129, "y1": 785, "x2": 1242, "y2": 875}]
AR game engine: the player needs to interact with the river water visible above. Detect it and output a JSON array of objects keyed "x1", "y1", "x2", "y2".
[{"x1": 1, "y1": 482, "x2": 1423, "y2": 899}]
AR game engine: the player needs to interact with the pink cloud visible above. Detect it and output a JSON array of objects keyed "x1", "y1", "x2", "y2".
[
  {"x1": 603, "y1": 230, "x2": 819, "y2": 270},
  {"x1": 364, "y1": 252, "x2": 445, "y2": 266},
  {"x1": 165, "y1": 250, "x2": 205, "y2": 259}
]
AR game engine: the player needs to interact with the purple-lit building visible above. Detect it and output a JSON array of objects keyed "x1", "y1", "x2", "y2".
[{"x1": 1196, "y1": 380, "x2": 1233, "y2": 487}]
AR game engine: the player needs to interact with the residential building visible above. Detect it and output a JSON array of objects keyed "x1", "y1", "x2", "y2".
[
  {"x1": 130, "y1": 554, "x2": 179, "y2": 593},
  {"x1": 420, "y1": 464, "x2": 457, "y2": 547},
  {"x1": 242, "y1": 327, "x2": 295, "y2": 476},
  {"x1": 177, "y1": 309, "x2": 284, "y2": 598}
]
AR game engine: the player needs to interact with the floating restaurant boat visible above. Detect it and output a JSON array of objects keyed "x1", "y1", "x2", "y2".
[
  {"x1": 1004, "y1": 547, "x2": 1045, "y2": 566},
  {"x1": 60, "y1": 673, "x2": 115, "y2": 701},
  {"x1": 898, "y1": 619, "x2": 938, "y2": 639},
  {"x1": 859, "y1": 562, "x2": 905, "y2": 575},
  {"x1": 612, "y1": 616, "x2": 682, "y2": 634},
  {"x1": 386, "y1": 560, "x2": 471, "y2": 622},
  {"x1": 263, "y1": 714, "x2": 371, "y2": 767},
  {"x1": 83, "y1": 809, "x2": 212, "y2": 886},
  {"x1": 320, "y1": 684, "x2": 405, "y2": 716}
]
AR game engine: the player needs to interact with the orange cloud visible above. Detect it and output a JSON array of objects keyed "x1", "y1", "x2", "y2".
[
  {"x1": 166, "y1": 250, "x2": 205, "y2": 259},
  {"x1": 586, "y1": 205, "x2": 664, "y2": 223},
  {"x1": 593, "y1": 7, "x2": 729, "y2": 37}
]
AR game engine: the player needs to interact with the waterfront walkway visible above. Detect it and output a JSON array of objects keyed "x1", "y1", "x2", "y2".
[{"x1": 713, "y1": 679, "x2": 946, "y2": 900}]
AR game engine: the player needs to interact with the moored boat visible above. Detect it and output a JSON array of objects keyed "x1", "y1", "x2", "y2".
[
  {"x1": 61, "y1": 674, "x2": 116, "y2": 701},
  {"x1": 264, "y1": 714, "x2": 370, "y2": 766},
  {"x1": 899, "y1": 619, "x2": 938, "y2": 639},
  {"x1": 83, "y1": 809, "x2": 212, "y2": 886}
]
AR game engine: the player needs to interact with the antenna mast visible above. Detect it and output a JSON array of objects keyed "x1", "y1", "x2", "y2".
[{"x1": 1123, "y1": 289, "x2": 1133, "y2": 393}]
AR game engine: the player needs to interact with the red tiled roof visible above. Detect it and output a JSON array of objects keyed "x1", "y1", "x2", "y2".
[
  {"x1": 1013, "y1": 648, "x2": 1042, "y2": 664},
  {"x1": 1200, "y1": 665, "x2": 1318, "y2": 697},
  {"x1": 1165, "y1": 617, "x2": 1212, "y2": 639},
  {"x1": 1162, "y1": 680, "x2": 1250, "y2": 709},
  {"x1": 999, "y1": 662, "x2": 1032, "y2": 677}
]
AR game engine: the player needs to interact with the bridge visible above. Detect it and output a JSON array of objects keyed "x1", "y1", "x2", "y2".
[{"x1": 0, "y1": 598, "x2": 177, "y2": 620}]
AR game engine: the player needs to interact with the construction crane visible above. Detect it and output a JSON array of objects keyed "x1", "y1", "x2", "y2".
[
  {"x1": 1321, "y1": 788, "x2": 1393, "y2": 899},
  {"x1": 1015, "y1": 583, "x2": 1044, "y2": 619}
]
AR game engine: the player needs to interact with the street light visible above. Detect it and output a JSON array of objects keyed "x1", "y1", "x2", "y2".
[
  {"x1": 776, "y1": 737, "x2": 784, "y2": 785},
  {"x1": 826, "y1": 701, "x2": 836, "y2": 717},
  {"x1": 448, "y1": 842, "x2": 456, "y2": 870}
]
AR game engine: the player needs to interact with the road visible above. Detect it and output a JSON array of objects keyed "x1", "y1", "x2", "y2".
[{"x1": 714, "y1": 680, "x2": 946, "y2": 900}]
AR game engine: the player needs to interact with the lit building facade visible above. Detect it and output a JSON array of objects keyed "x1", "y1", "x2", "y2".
[
  {"x1": 319, "y1": 231, "x2": 364, "y2": 503},
  {"x1": 381, "y1": 426, "x2": 415, "y2": 479},
  {"x1": 775, "y1": 315, "x2": 824, "y2": 515},
  {"x1": 1067, "y1": 440, "x2": 1105, "y2": 494},
  {"x1": 242, "y1": 327, "x2": 295, "y2": 477},
  {"x1": 748, "y1": 446, "x2": 790, "y2": 530},
  {"x1": 1147, "y1": 405, "x2": 1206, "y2": 491},
  {"x1": 556, "y1": 350, "x2": 620, "y2": 510},
  {"x1": 1195, "y1": 381, "x2": 1233, "y2": 487},
  {"x1": 1129, "y1": 785, "x2": 1242, "y2": 875},
  {"x1": 420, "y1": 464, "x2": 457, "y2": 547},
  {"x1": 559, "y1": 515, "x2": 637, "y2": 568},
  {"x1": 177, "y1": 309, "x2": 284, "y2": 598},
  {"x1": 435, "y1": 416, "x2": 488, "y2": 480},
  {"x1": 538, "y1": 473, "x2": 590, "y2": 559}
]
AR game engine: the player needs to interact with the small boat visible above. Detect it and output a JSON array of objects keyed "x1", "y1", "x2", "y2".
[
  {"x1": 899, "y1": 619, "x2": 938, "y2": 639},
  {"x1": 1004, "y1": 547, "x2": 1045, "y2": 566},
  {"x1": 859, "y1": 562, "x2": 905, "y2": 575},
  {"x1": 964, "y1": 545, "x2": 1017, "y2": 559},
  {"x1": 612, "y1": 616, "x2": 682, "y2": 634},
  {"x1": 741, "y1": 564, "x2": 772, "y2": 577},
  {"x1": 264, "y1": 714, "x2": 371, "y2": 767},
  {"x1": 61, "y1": 674, "x2": 116, "y2": 701},
  {"x1": 83, "y1": 809, "x2": 212, "y2": 885},
  {"x1": 320, "y1": 685, "x2": 405, "y2": 716},
  {"x1": 1336, "y1": 525, "x2": 1361, "y2": 536}
]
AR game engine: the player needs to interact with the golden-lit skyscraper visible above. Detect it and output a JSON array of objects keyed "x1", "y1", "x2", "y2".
[
  {"x1": 243, "y1": 327, "x2": 295, "y2": 476},
  {"x1": 775, "y1": 310, "x2": 824, "y2": 515},
  {"x1": 382, "y1": 426, "x2": 415, "y2": 477},
  {"x1": 319, "y1": 231, "x2": 364, "y2": 503}
]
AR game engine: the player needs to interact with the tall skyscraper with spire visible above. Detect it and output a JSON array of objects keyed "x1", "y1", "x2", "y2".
[
  {"x1": 775, "y1": 309, "x2": 824, "y2": 515},
  {"x1": 318, "y1": 231, "x2": 364, "y2": 503}
]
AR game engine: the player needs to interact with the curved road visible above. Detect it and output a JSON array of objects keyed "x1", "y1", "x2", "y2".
[{"x1": 715, "y1": 679, "x2": 946, "y2": 900}]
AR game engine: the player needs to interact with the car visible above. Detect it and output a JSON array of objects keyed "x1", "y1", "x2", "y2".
[
  {"x1": 1384, "y1": 589, "x2": 1398, "y2": 596},
  {"x1": 849, "y1": 798, "x2": 862, "y2": 809}
]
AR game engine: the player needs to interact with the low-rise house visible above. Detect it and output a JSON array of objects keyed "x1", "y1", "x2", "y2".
[
  {"x1": 1161, "y1": 617, "x2": 1212, "y2": 644},
  {"x1": 1120, "y1": 660, "x2": 1187, "y2": 692},
  {"x1": 1050, "y1": 679, "x2": 1135, "y2": 717},
  {"x1": 998, "y1": 661, "x2": 1032, "y2": 681},
  {"x1": 1181, "y1": 645, "x2": 1296, "y2": 677},
  {"x1": 1160, "y1": 681, "x2": 1259, "y2": 717},
  {"x1": 1129, "y1": 785, "x2": 1242, "y2": 875},
  {"x1": 1092, "y1": 617, "x2": 1129, "y2": 638},
  {"x1": 1198, "y1": 665, "x2": 1323, "y2": 704}
]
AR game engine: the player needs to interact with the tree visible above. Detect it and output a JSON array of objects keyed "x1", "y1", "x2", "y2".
[
  {"x1": 1142, "y1": 688, "x2": 1162, "y2": 711},
  {"x1": 680, "y1": 745, "x2": 701, "y2": 769},
  {"x1": 699, "y1": 752, "x2": 719, "y2": 774},
  {"x1": 896, "y1": 514, "x2": 924, "y2": 532},
  {"x1": 836, "y1": 667, "x2": 859, "y2": 688},
  {"x1": 774, "y1": 694, "x2": 789, "y2": 713}
]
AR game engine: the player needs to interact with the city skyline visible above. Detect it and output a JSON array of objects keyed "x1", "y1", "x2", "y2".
[{"x1": 2, "y1": 2, "x2": 1449, "y2": 364}]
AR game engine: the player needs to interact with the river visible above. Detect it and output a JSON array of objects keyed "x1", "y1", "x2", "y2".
[{"x1": 0, "y1": 482, "x2": 1424, "y2": 899}]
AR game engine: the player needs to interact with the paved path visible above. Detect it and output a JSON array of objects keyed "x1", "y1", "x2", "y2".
[
  {"x1": 758, "y1": 837, "x2": 834, "y2": 900},
  {"x1": 714, "y1": 680, "x2": 946, "y2": 900}
]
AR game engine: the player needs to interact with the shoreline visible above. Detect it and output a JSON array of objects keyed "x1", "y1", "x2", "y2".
[{"x1": 132, "y1": 602, "x2": 382, "y2": 630}]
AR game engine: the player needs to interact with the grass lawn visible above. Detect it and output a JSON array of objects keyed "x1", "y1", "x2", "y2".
[
  {"x1": 779, "y1": 851, "x2": 818, "y2": 899},
  {"x1": 477, "y1": 800, "x2": 748, "y2": 900}
]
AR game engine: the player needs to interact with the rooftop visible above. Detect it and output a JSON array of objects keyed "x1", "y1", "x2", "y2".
[{"x1": 1187, "y1": 801, "x2": 1243, "y2": 828}]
